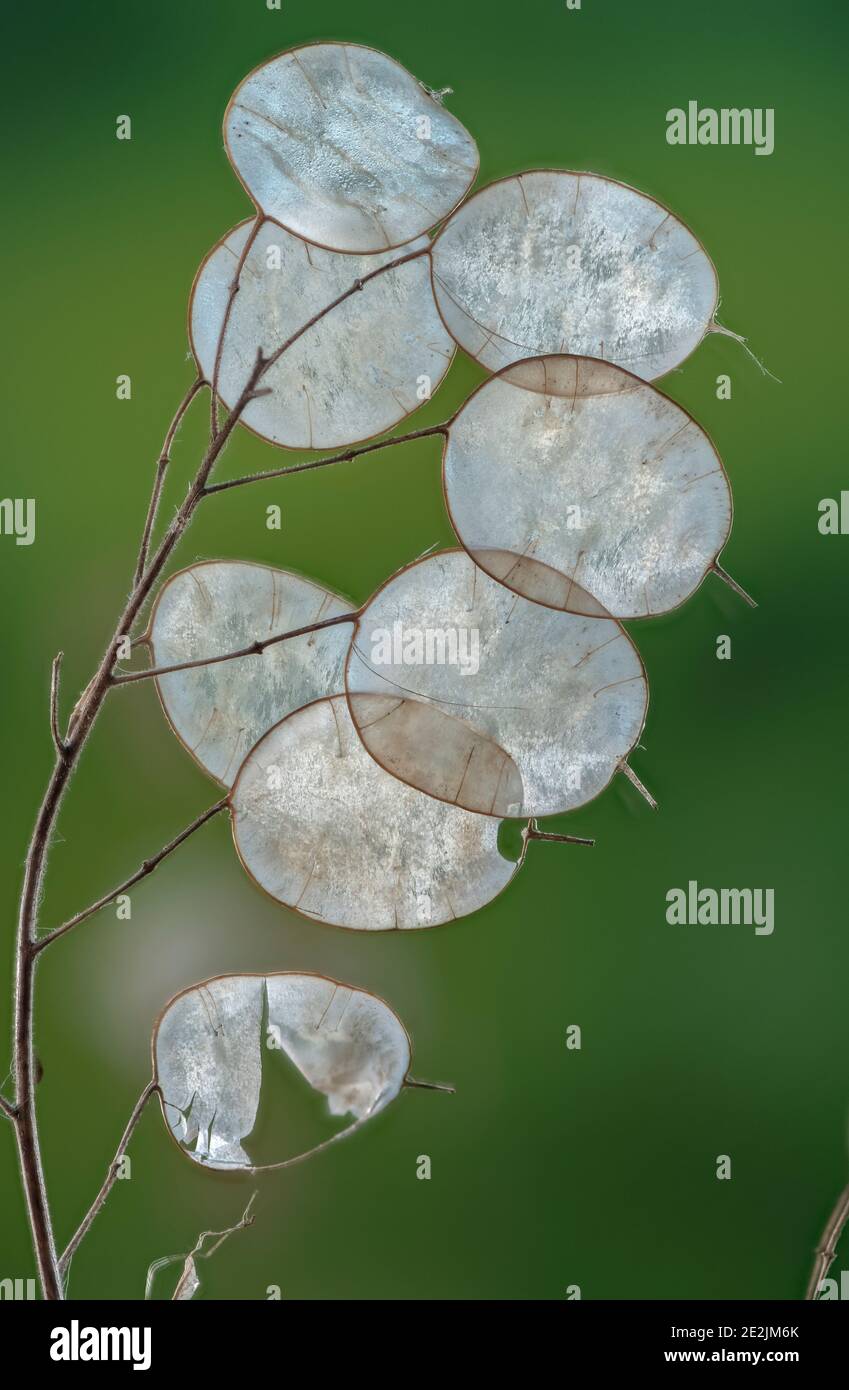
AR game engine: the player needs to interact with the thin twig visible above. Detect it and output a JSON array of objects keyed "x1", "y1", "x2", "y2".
[
  {"x1": 13, "y1": 388, "x2": 248, "y2": 1296},
  {"x1": 618, "y1": 760, "x2": 658, "y2": 809},
  {"x1": 261, "y1": 244, "x2": 429, "y2": 380},
  {"x1": 805, "y1": 1180, "x2": 849, "y2": 1300},
  {"x1": 112, "y1": 609, "x2": 361, "y2": 686},
  {"x1": 49, "y1": 653, "x2": 68, "y2": 758},
  {"x1": 133, "y1": 377, "x2": 206, "y2": 587},
  {"x1": 9, "y1": 373, "x2": 250, "y2": 1298},
  {"x1": 59, "y1": 1079, "x2": 160, "y2": 1279},
  {"x1": 210, "y1": 217, "x2": 263, "y2": 440},
  {"x1": 145, "y1": 1192, "x2": 257, "y2": 1301},
  {"x1": 527, "y1": 827, "x2": 595, "y2": 847},
  {"x1": 711, "y1": 561, "x2": 758, "y2": 608},
  {"x1": 0, "y1": 1093, "x2": 17, "y2": 1122},
  {"x1": 203, "y1": 423, "x2": 449, "y2": 496},
  {"x1": 34, "y1": 799, "x2": 229, "y2": 954}
]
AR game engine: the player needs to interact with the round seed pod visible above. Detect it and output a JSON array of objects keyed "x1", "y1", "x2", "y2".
[
  {"x1": 189, "y1": 219, "x2": 453, "y2": 449},
  {"x1": 442, "y1": 356, "x2": 732, "y2": 619},
  {"x1": 345, "y1": 549, "x2": 648, "y2": 817},
  {"x1": 224, "y1": 43, "x2": 478, "y2": 254},
  {"x1": 430, "y1": 170, "x2": 717, "y2": 380},
  {"x1": 148, "y1": 561, "x2": 355, "y2": 787},
  {"x1": 229, "y1": 695, "x2": 520, "y2": 930}
]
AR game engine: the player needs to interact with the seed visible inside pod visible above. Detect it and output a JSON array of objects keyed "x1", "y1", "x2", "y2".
[
  {"x1": 345, "y1": 549, "x2": 648, "y2": 817},
  {"x1": 443, "y1": 356, "x2": 733, "y2": 619},
  {"x1": 229, "y1": 695, "x2": 521, "y2": 929},
  {"x1": 190, "y1": 219, "x2": 453, "y2": 450},
  {"x1": 148, "y1": 561, "x2": 355, "y2": 787},
  {"x1": 224, "y1": 43, "x2": 479, "y2": 254},
  {"x1": 431, "y1": 170, "x2": 717, "y2": 381},
  {"x1": 153, "y1": 972, "x2": 414, "y2": 1171}
]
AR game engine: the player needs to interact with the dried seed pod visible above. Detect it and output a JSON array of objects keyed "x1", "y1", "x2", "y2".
[
  {"x1": 443, "y1": 356, "x2": 732, "y2": 619},
  {"x1": 229, "y1": 695, "x2": 520, "y2": 929},
  {"x1": 190, "y1": 219, "x2": 453, "y2": 449},
  {"x1": 431, "y1": 170, "x2": 717, "y2": 380},
  {"x1": 224, "y1": 43, "x2": 478, "y2": 254},
  {"x1": 153, "y1": 972, "x2": 412, "y2": 1171},
  {"x1": 345, "y1": 549, "x2": 648, "y2": 817},
  {"x1": 148, "y1": 562, "x2": 354, "y2": 786}
]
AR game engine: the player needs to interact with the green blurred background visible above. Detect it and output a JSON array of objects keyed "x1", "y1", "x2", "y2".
[{"x1": 1, "y1": 0, "x2": 847, "y2": 1300}]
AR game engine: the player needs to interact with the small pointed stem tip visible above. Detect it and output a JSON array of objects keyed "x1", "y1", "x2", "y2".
[
  {"x1": 619, "y1": 761, "x2": 658, "y2": 810},
  {"x1": 404, "y1": 1077, "x2": 455, "y2": 1094},
  {"x1": 527, "y1": 827, "x2": 595, "y2": 847},
  {"x1": 712, "y1": 562, "x2": 757, "y2": 608},
  {"x1": 709, "y1": 320, "x2": 782, "y2": 383}
]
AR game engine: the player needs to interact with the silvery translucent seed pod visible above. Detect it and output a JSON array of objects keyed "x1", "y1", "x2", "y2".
[
  {"x1": 224, "y1": 43, "x2": 479, "y2": 254},
  {"x1": 431, "y1": 169, "x2": 718, "y2": 380}
]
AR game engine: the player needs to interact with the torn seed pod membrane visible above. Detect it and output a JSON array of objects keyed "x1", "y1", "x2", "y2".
[
  {"x1": 443, "y1": 357, "x2": 732, "y2": 619},
  {"x1": 153, "y1": 974, "x2": 412, "y2": 1170}
]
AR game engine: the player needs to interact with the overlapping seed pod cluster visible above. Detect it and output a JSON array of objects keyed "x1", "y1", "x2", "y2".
[{"x1": 149, "y1": 44, "x2": 754, "y2": 1171}]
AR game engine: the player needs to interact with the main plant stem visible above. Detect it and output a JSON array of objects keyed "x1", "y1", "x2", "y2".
[
  {"x1": 10, "y1": 241, "x2": 429, "y2": 1299},
  {"x1": 11, "y1": 368, "x2": 255, "y2": 1299}
]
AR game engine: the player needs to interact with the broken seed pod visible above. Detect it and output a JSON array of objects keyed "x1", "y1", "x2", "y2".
[
  {"x1": 229, "y1": 695, "x2": 521, "y2": 929},
  {"x1": 430, "y1": 170, "x2": 717, "y2": 380},
  {"x1": 224, "y1": 43, "x2": 479, "y2": 254},
  {"x1": 345, "y1": 549, "x2": 649, "y2": 817},
  {"x1": 147, "y1": 561, "x2": 355, "y2": 787},
  {"x1": 443, "y1": 356, "x2": 733, "y2": 619},
  {"x1": 190, "y1": 218, "x2": 453, "y2": 450},
  {"x1": 153, "y1": 972, "x2": 417, "y2": 1171}
]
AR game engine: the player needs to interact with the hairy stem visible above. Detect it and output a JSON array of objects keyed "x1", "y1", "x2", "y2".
[
  {"x1": 60, "y1": 1079, "x2": 160, "y2": 1281},
  {"x1": 805, "y1": 1180, "x2": 849, "y2": 1300},
  {"x1": 133, "y1": 377, "x2": 206, "y2": 588},
  {"x1": 34, "y1": 800, "x2": 229, "y2": 954},
  {"x1": 49, "y1": 653, "x2": 68, "y2": 759},
  {"x1": 11, "y1": 369, "x2": 257, "y2": 1299},
  {"x1": 204, "y1": 423, "x2": 448, "y2": 496},
  {"x1": 112, "y1": 608, "x2": 361, "y2": 686}
]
